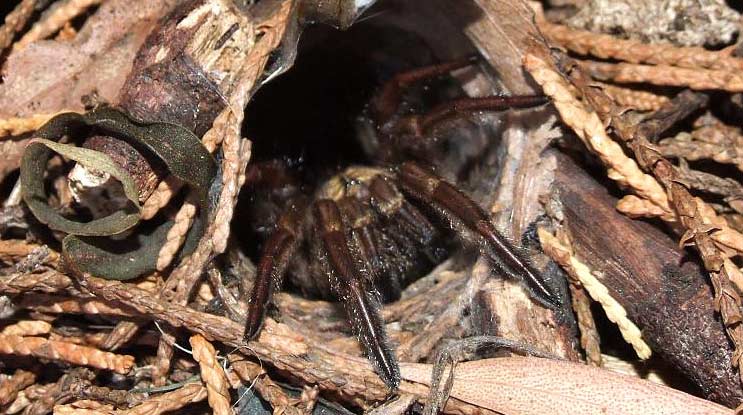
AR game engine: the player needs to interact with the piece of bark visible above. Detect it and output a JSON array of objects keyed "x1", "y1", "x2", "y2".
[
  {"x1": 431, "y1": 0, "x2": 548, "y2": 95},
  {"x1": 118, "y1": 0, "x2": 254, "y2": 136},
  {"x1": 552, "y1": 152, "x2": 743, "y2": 407},
  {"x1": 443, "y1": 0, "x2": 580, "y2": 359}
]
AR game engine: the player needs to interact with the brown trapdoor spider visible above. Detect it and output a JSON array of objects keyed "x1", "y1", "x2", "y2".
[{"x1": 242, "y1": 56, "x2": 558, "y2": 389}]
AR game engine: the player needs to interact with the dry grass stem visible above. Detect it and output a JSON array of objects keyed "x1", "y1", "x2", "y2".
[
  {"x1": 539, "y1": 228, "x2": 651, "y2": 359},
  {"x1": 0, "y1": 334, "x2": 135, "y2": 374},
  {"x1": 581, "y1": 60, "x2": 743, "y2": 92},
  {"x1": 523, "y1": 53, "x2": 674, "y2": 219},
  {"x1": 189, "y1": 334, "x2": 233, "y2": 415},
  {"x1": 0, "y1": 369, "x2": 36, "y2": 406},
  {"x1": 15, "y1": 0, "x2": 104, "y2": 50}
]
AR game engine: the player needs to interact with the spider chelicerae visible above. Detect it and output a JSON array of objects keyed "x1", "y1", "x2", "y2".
[{"x1": 241, "y1": 53, "x2": 559, "y2": 390}]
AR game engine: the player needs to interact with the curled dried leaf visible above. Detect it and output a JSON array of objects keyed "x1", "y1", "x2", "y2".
[{"x1": 21, "y1": 107, "x2": 217, "y2": 280}]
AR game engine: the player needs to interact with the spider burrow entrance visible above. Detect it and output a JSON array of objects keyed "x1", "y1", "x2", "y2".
[{"x1": 239, "y1": 21, "x2": 556, "y2": 390}]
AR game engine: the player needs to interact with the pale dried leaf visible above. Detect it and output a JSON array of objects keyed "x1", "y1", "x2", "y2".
[
  {"x1": 401, "y1": 357, "x2": 732, "y2": 415},
  {"x1": 0, "y1": 0, "x2": 181, "y2": 118}
]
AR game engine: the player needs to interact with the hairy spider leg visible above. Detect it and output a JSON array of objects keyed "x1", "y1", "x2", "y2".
[
  {"x1": 336, "y1": 196, "x2": 390, "y2": 293},
  {"x1": 315, "y1": 199, "x2": 401, "y2": 389},
  {"x1": 372, "y1": 55, "x2": 479, "y2": 124},
  {"x1": 243, "y1": 160, "x2": 301, "y2": 190},
  {"x1": 370, "y1": 56, "x2": 548, "y2": 161},
  {"x1": 367, "y1": 176, "x2": 442, "y2": 300},
  {"x1": 392, "y1": 95, "x2": 549, "y2": 138},
  {"x1": 244, "y1": 203, "x2": 305, "y2": 341},
  {"x1": 368, "y1": 176, "x2": 440, "y2": 259},
  {"x1": 397, "y1": 161, "x2": 560, "y2": 308}
]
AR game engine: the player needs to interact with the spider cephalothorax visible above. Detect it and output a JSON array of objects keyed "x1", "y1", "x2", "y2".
[{"x1": 242, "y1": 55, "x2": 559, "y2": 389}]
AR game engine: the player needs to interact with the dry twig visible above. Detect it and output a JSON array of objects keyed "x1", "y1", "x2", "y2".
[
  {"x1": 156, "y1": 200, "x2": 197, "y2": 271},
  {"x1": 539, "y1": 229, "x2": 651, "y2": 359},
  {"x1": 523, "y1": 53, "x2": 674, "y2": 219},
  {"x1": 24, "y1": 368, "x2": 95, "y2": 415},
  {"x1": 581, "y1": 60, "x2": 743, "y2": 92},
  {"x1": 1, "y1": 320, "x2": 51, "y2": 337},
  {"x1": 595, "y1": 82, "x2": 669, "y2": 112},
  {"x1": 16, "y1": 294, "x2": 132, "y2": 317},
  {"x1": 657, "y1": 125, "x2": 743, "y2": 173},
  {"x1": 99, "y1": 321, "x2": 142, "y2": 351},
  {"x1": 141, "y1": 178, "x2": 182, "y2": 220},
  {"x1": 190, "y1": 334, "x2": 233, "y2": 415},
  {"x1": 538, "y1": 14, "x2": 743, "y2": 72},
  {"x1": 73, "y1": 273, "x2": 486, "y2": 413},
  {"x1": 126, "y1": 383, "x2": 206, "y2": 415},
  {"x1": 566, "y1": 284, "x2": 602, "y2": 366},
  {"x1": 0, "y1": 269, "x2": 73, "y2": 295},
  {"x1": 161, "y1": 0, "x2": 292, "y2": 302},
  {"x1": 0, "y1": 334, "x2": 134, "y2": 374}
]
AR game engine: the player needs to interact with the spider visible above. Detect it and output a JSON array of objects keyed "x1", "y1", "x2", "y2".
[{"x1": 241, "y1": 55, "x2": 559, "y2": 390}]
